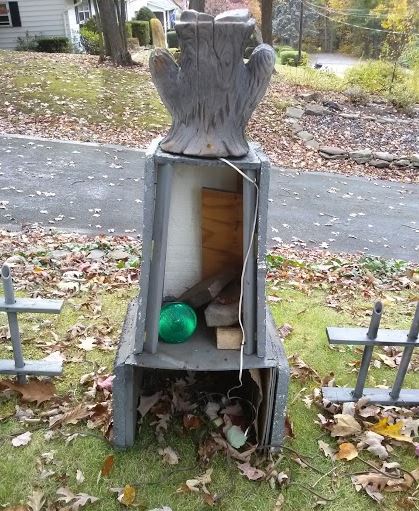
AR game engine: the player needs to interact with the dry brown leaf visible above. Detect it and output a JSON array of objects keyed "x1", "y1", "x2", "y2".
[
  {"x1": 183, "y1": 414, "x2": 202, "y2": 430},
  {"x1": 2, "y1": 379, "x2": 56, "y2": 405},
  {"x1": 56, "y1": 487, "x2": 99, "y2": 511},
  {"x1": 357, "y1": 431, "x2": 388, "y2": 459},
  {"x1": 50, "y1": 403, "x2": 91, "y2": 429},
  {"x1": 318, "y1": 440, "x2": 335, "y2": 459},
  {"x1": 158, "y1": 447, "x2": 179, "y2": 465},
  {"x1": 351, "y1": 473, "x2": 390, "y2": 502},
  {"x1": 273, "y1": 494, "x2": 285, "y2": 510},
  {"x1": 369, "y1": 418, "x2": 413, "y2": 443},
  {"x1": 27, "y1": 490, "x2": 45, "y2": 511},
  {"x1": 237, "y1": 462, "x2": 265, "y2": 481},
  {"x1": 331, "y1": 414, "x2": 362, "y2": 437},
  {"x1": 335, "y1": 442, "x2": 358, "y2": 461},
  {"x1": 11, "y1": 431, "x2": 32, "y2": 447},
  {"x1": 117, "y1": 485, "x2": 136, "y2": 506},
  {"x1": 3, "y1": 507, "x2": 28, "y2": 511},
  {"x1": 101, "y1": 454, "x2": 114, "y2": 476}
]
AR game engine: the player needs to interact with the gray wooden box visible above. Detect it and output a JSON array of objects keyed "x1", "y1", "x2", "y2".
[{"x1": 112, "y1": 139, "x2": 289, "y2": 448}]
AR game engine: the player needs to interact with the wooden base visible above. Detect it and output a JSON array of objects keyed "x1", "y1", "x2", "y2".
[{"x1": 216, "y1": 327, "x2": 242, "y2": 350}]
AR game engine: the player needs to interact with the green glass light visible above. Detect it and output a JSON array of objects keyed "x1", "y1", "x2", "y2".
[{"x1": 159, "y1": 302, "x2": 197, "y2": 344}]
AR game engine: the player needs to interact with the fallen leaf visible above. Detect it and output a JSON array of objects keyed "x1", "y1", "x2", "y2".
[
  {"x1": 138, "y1": 392, "x2": 162, "y2": 417},
  {"x1": 50, "y1": 403, "x2": 91, "y2": 429},
  {"x1": 331, "y1": 414, "x2": 362, "y2": 437},
  {"x1": 357, "y1": 431, "x2": 388, "y2": 459},
  {"x1": 2, "y1": 379, "x2": 56, "y2": 405},
  {"x1": 12, "y1": 431, "x2": 32, "y2": 447},
  {"x1": 225, "y1": 425, "x2": 247, "y2": 449},
  {"x1": 335, "y1": 442, "x2": 358, "y2": 461},
  {"x1": 318, "y1": 440, "x2": 335, "y2": 459},
  {"x1": 237, "y1": 462, "x2": 265, "y2": 481},
  {"x1": 101, "y1": 454, "x2": 114, "y2": 476},
  {"x1": 117, "y1": 485, "x2": 136, "y2": 506},
  {"x1": 27, "y1": 490, "x2": 45, "y2": 511},
  {"x1": 273, "y1": 494, "x2": 285, "y2": 510},
  {"x1": 56, "y1": 487, "x2": 99, "y2": 511},
  {"x1": 158, "y1": 447, "x2": 179, "y2": 465},
  {"x1": 351, "y1": 473, "x2": 390, "y2": 502},
  {"x1": 370, "y1": 418, "x2": 413, "y2": 443},
  {"x1": 76, "y1": 470, "x2": 85, "y2": 484},
  {"x1": 278, "y1": 323, "x2": 293, "y2": 339},
  {"x1": 183, "y1": 414, "x2": 202, "y2": 430}
]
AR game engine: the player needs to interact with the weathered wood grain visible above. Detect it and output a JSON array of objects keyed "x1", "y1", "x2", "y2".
[{"x1": 149, "y1": 9, "x2": 276, "y2": 158}]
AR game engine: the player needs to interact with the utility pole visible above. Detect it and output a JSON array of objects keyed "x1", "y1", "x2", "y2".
[{"x1": 297, "y1": 0, "x2": 304, "y2": 65}]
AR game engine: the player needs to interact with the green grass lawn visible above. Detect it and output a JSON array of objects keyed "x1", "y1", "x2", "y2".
[
  {"x1": 0, "y1": 50, "x2": 170, "y2": 131},
  {"x1": 1, "y1": 282, "x2": 418, "y2": 511}
]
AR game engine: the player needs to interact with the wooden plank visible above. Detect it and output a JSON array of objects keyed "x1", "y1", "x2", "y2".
[
  {"x1": 0, "y1": 359, "x2": 63, "y2": 376},
  {"x1": 201, "y1": 188, "x2": 243, "y2": 280},
  {"x1": 326, "y1": 327, "x2": 412, "y2": 346},
  {"x1": 216, "y1": 327, "x2": 242, "y2": 350},
  {"x1": 0, "y1": 298, "x2": 63, "y2": 314}
]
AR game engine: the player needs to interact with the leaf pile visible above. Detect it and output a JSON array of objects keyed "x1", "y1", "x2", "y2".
[
  {"x1": 0, "y1": 227, "x2": 140, "y2": 298},
  {"x1": 267, "y1": 244, "x2": 418, "y2": 311}
]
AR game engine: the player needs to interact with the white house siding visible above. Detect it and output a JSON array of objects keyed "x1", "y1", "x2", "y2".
[
  {"x1": 126, "y1": 0, "x2": 147, "y2": 20},
  {"x1": 0, "y1": 0, "x2": 75, "y2": 50}
]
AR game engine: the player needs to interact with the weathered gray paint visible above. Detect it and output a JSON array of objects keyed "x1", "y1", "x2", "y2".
[
  {"x1": 0, "y1": 264, "x2": 63, "y2": 383},
  {"x1": 149, "y1": 9, "x2": 276, "y2": 157}
]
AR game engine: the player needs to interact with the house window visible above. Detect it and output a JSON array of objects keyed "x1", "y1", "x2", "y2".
[
  {"x1": 0, "y1": 2, "x2": 21, "y2": 27},
  {"x1": 75, "y1": 0, "x2": 91, "y2": 24},
  {"x1": 0, "y1": 3, "x2": 11, "y2": 26}
]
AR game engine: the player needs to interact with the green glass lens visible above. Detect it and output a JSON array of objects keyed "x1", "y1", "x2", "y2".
[{"x1": 159, "y1": 302, "x2": 197, "y2": 344}]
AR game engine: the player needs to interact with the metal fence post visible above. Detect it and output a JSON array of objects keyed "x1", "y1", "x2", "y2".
[
  {"x1": 352, "y1": 301, "x2": 382, "y2": 399},
  {"x1": 390, "y1": 303, "x2": 419, "y2": 401},
  {"x1": 1, "y1": 264, "x2": 27, "y2": 384}
]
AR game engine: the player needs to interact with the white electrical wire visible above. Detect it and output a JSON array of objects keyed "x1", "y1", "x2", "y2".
[{"x1": 219, "y1": 157, "x2": 260, "y2": 397}]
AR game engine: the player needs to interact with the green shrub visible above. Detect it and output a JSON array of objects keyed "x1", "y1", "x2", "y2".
[
  {"x1": 82, "y1": 15, "x2": 99, "y2": 33},
  {"x1": 131, "y1": 20, "x2": 150, "y2": 46},
  {"x1": 345, "y1": 60, "x2": 404, "y2": 94},
  {"x1": 36, "y1": 37, "x2": 71, "y2": 53},
  {"x1": 80, "y1": 26, "x2": 101, "y2": 55},
  {"x1": 277, "y1": 66, "x2": 345, "y2": 92},
  {"x1": 135, "y1": 6, "x2": 155, "y2": 21},
  {"x1": 125, "y1": 22, "x2": 133, "y2": 39},
  {"x1": 388, "y1": 84, "x2": 416, "y2": 114},
  {"x1": 16, "y1": 32, "x2": 39, "y2": 51},
  {"x1": 344, "y1": 85, "x2": 368, "y2": 105},
  {"x1": 167, "y1": 30, "x2": 178, "y2": 48},
  {"x1": 279, "y1": 49, "x2": 308, "y2": 66},
  {"x1": 275, "y1": 45, "x2": 294, "y2": 54}
]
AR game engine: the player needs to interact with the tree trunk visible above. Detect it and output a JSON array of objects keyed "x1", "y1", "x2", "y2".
[
  {"x1": 92, "y1": 0, "x2": 106, "y2": 59},
  {"x1": 150, "y1": 10, "x2": 275, "y2": 157},
  {"x1": 189, "y1": 0, "x2": 205, "y2": 11},
  {"x1": 95, "y1": 0, "x2": 132, "y2": 66},
  {"x1": 261, "y1": 0, "x2": 273, "y2": 45}
]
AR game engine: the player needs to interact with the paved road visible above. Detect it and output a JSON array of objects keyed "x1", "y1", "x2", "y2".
[
  {"x1": 1, "y1": 135, "x2": 418, "y2": 262},
  {"x1": 309, "y1": 52, "x2": 361, "y2": 77}
]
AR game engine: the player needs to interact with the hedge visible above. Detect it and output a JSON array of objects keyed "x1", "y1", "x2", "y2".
[
  {"x1": 80, "y1": 27, "x2": 101, "y2": 55},
  {"x1": 36, "y1": 37, "x2": 70, "y2": 53},
  {"x1": 125, "y1": 22, "x2": 133, "y2": 39},
  {"x1": 167, "y1": 30, "x2": 178, "y2": 48},
  {"x1": 131, "y1": 20, "x2": 150, "y2": 46},
  {"x1": 135, "y1": 6, "x2": 155, "y2": 21},
  {"x1": 279, "y1": 49, "x2": 308, "y2": 66}
]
